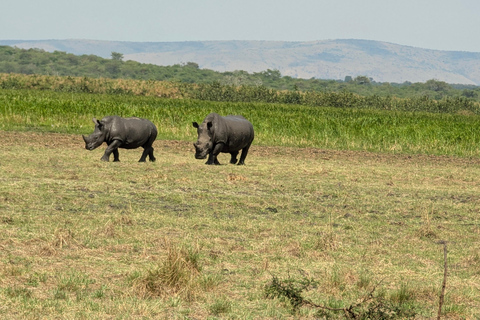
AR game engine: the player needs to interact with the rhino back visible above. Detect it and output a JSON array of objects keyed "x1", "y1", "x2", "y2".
[
  {"x1": 103, "y1": 116, "x2": 157, "y2": 147},
  {"x1": 223, "y1": 116, "x2": 253, "y2": 134},
  {"x1": 217, "y1": 115, "x2": 254, "y2": 149}
]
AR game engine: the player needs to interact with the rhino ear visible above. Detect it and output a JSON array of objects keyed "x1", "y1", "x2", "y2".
[
  {"x1": 207, "y1": 121, "x2": 213, "y2": 130},
  {"x1": 93, "y1": 118, "x2": 103, "y2": 128},
  {"x1": 192, "y1": 122, "x2": 199, "y2": 128}
]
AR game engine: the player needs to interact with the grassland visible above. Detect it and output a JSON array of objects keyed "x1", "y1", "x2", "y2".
[
  {"x1": 1, "y1": 87, "x2": 480, "y2": 318},
  {"x1": 1, "y1": 132, "x2": 480, "y2": 319}
]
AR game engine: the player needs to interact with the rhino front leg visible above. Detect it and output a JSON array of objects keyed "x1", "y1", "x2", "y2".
[
  {"x1": 112, "y1": 149, "x2": 120, "y2": 162},
  {"x1": 102, "y1": 140, "x2": 122, "y2": 162},
  {"x1": 206, "y1": 143, "x2": 224, "y2": 165},
  {"x1": 206, "y1": 153, "x2": 220, "y2": 165}
]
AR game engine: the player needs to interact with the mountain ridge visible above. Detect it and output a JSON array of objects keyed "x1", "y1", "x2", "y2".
[{"x1": 2, "y1": 39, "x2": 480, "y2": 85}]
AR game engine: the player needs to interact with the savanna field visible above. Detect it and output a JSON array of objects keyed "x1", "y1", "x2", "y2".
[{"x1": 1, "y1": 79, "x2": 480, "y2": 319}]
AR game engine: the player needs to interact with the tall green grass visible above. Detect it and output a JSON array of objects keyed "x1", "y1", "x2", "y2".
[{"x1": 2, "y1": 88, "x2": 480, "y2": 156}]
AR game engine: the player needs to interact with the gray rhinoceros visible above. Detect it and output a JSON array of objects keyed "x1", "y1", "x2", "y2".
[
  {"x1": 82, "y1": 116, "x2": 157, "y2": 162},
  {"x1": 192, "y1": 113, "x2": 254, "y2": 165}
]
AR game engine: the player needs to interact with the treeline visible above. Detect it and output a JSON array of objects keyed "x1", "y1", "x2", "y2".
[
  {"x1": 2, "y1": 73, "x2": 479, "y2": 115},
  {"x1": 1, "y1": 45, "x2": 480, "y2": 102},
  {"x1": 0, "y1": 46, "x2": 224, "y2": 84}
]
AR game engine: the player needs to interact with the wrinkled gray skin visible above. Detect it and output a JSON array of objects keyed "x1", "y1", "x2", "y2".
[
  {"x1": 82, "y1": 116, "x2": 157, "y2": 162},
  {"x1": 192, "y1": 113, "x2": 254, "y2": 165}
]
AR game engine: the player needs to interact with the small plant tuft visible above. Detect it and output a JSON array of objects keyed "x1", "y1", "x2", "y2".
[
  {"x1": 264, "y1": 275, "x2": 309, "y2": 310},
  {"x1": 208, "y1": 296, "x2": 232, "y2": 316},
  {"x1": 130, "y1": 240, "x2": 203, "y2": 301},
  {"x1": 265, "y1": 275, "x2": 418, "y2": 318},
  {"x1": 390, "y1": 282, "x2": 415, "y2": 304},
  {"x1": 5, "y1": 286, "x2": 33, "y2": 299},
  {"x1": 417, "y1": 206, "x2": 437, "y2": 238}
]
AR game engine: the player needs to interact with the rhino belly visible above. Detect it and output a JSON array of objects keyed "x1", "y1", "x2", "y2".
[
  {"x1": 221, "y1": 135, "x2": 252, "y2": 152},
  {"x1": 118, "y1": 124, "x2": 155, "y2": 149}
]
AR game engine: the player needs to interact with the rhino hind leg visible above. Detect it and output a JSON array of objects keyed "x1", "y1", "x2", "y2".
[
  {"x1": 230, "y1": 151, "x2": 239, "y2": 164},
  {"x1": 140, "y1": 135, "x2": 157, "y2": 162},
  {"x1": 148, "y1": 147, "x2": 156, "y2": 162},
  {"x1": 139, "y1": 146, "x2": 156, "y2": 162}
]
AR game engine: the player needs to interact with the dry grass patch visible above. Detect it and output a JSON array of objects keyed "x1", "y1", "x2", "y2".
[{"x1": 129, "y1": 239, "x2": 203, "y2": 301}]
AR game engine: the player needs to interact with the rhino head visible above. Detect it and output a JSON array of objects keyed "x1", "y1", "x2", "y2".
[
  {"x1": 83, "y1": 118, "x2": 107, "y2": 151},
  {"x1": 192, "y1": 121, "x2": 213, "y2": 159}
]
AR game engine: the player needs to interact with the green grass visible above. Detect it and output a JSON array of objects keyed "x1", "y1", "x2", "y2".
[
  {"x1": 2, "y1": 88, "x2": 480, "y2": 157},
  {"x1": 1, "y1": 131, "x2": 479, "y2": 318}
]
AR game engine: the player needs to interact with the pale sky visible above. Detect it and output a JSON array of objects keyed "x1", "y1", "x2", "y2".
[{"x1": 2, "y1": 0, "x2": 480, "y2": 52}]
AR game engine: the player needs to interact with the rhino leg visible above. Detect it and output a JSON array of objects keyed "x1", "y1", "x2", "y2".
[
  {"x1": 205, "y1": 153, "x2": 220, "y2": 165},
  {"x1": 139, "y1": 149, "x2": 148, "y2": 162},
  {"x1": 113, "y1": 149, "x2": 120, "y2": 162},
  {"x1": 206, "y1": 143, "x2": 224, "y2": 165},
  {"x1": 237, "y1": 143, "x2": 252, "y2": 165},
  {"x1": 141, "y1": 135, "x2": 156, "y2": 162},
  {"x1": 148, "y1": 147, "x2": 156, "y2": 162},
  {"x1": 230, "y1": 151, "x2": 239, "y2": 164},
  {"x1": 139, "y1": 146, "x2": 156, "y2": 162},
  {"x1": 102, "y1": 140, "x2": 122, "y2": 162}
]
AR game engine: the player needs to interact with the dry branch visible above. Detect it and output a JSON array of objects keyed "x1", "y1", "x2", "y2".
[{"x1": 437, "y1": 241, "x2": 448, "y2": 320}]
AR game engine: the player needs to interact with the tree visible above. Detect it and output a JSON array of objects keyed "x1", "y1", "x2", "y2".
[
  {"x1": 105, "y1": 61, "x2": 121, "y2": 78},
  {"x1": 111, "y1": 52, "x2": 124, "y2": 61},
  {"x1": 185, "y1": 62, "x2": 199, "y2": 69},
  {"x1": 262, "y1": 69, "x2": 281, "y2": 80},
  {"x1": 354, "y1": 75, "x2": 371, "y2": 85},
  {"x1": 425, "y1": 79, "x2": 450, "y2": 92},
  {"x1": 462, "y1": 89, "x2": 478, "y2": 99}
]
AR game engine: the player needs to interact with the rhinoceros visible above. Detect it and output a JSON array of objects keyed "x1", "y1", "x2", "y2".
[
  {"x1": 82, "y1": 116, "x2": 157, "y2": 162},
  {"x1": 192, "y1": 113, "x2": 254, "y2": 165}
]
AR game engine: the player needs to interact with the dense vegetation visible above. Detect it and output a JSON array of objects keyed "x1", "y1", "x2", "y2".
[
  {"x1": 2, "y1": 73, "x2": 480, "y2": 115},
  {"x1": 1, "y1": 45, "x2": 480, "y2": 102},
  {"x1": 2, "y1": 88, "x2": 480, "y2": 157}
]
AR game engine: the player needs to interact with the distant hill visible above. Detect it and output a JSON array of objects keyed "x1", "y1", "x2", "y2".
[{"x1": 2, "y1": 39, "x2": 480, "y2": 85}]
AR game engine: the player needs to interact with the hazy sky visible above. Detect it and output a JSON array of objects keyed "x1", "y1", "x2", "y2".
[{"x1": 2, "y1": 0, "x2": 480, "y2": 52}]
